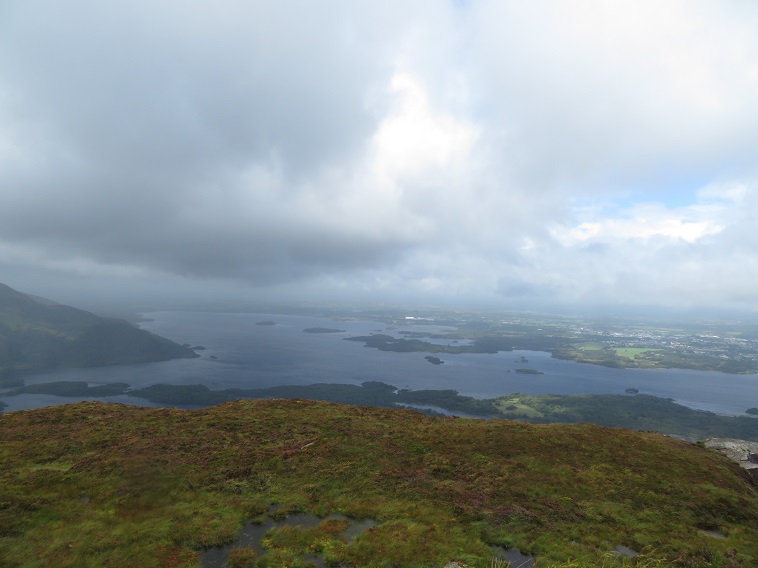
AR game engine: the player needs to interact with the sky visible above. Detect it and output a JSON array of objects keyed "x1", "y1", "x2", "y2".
[{"x1": 2, "y1": 0, "x2": 758, "y2": 312}]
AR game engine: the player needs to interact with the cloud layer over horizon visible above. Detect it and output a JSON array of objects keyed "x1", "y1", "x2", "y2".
[{"x1": 2, "y1": 1, "x2": 758, "y2": 311}]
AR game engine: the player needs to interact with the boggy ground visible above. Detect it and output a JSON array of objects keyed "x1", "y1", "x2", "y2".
[{"x1": 1, "y1": 399, "x2": 758, "y2": 567}]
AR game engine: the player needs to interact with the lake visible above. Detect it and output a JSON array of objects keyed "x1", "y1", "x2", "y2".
[{"x1": 1, "y1": 311, "x2": 757, "y2": 415}]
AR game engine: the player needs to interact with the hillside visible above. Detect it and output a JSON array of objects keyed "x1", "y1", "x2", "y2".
[
  {"x1": 2, "y1": 400, "x2": 757, "y2": 567},
  {"x1": 0, "y1": 283, "x2": 197, "y2": 385}
]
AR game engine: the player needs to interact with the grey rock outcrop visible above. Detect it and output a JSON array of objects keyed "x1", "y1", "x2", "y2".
[{"x1": 703, "y1": 438, "x2": 758, "y2": 484}]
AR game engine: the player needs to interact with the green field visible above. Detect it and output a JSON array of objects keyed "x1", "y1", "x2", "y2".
[
  {"x1": 613, "y1": 347, "x2": 656, "y2": 358},
  {"x1": 494, "y1": 395, "x2": 545, "y2": 418}
]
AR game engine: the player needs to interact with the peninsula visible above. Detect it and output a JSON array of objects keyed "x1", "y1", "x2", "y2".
[{"x1": 0, "y1": 283, "x2": 198, "y2": 387}]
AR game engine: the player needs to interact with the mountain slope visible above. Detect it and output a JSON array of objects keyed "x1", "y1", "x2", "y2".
[
  {"x1": 0, "y1": 282, "x2": 197, "y2": 384},
  {"x1": 1, "y1": 399, "x2": 757, "y2": 567}
]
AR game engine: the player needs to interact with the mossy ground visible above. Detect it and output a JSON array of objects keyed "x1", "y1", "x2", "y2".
[{"x1": 2, "y1": 399, "x2": 758, "y2": 567}]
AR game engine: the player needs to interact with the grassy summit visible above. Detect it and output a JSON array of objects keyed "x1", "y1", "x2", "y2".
[{"x1": 2, "y1": 400, "x2": 757, "y2": 567}]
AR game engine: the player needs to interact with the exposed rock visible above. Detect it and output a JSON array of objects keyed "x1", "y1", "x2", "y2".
[{"x1": 703, "y1": 438, "x2": 758, "y2": 484}]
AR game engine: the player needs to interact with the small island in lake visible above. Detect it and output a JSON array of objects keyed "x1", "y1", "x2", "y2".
[
  {"x1": 303, "y1": 327, "x2": 345, "y2": 334},
  {"x1": 515, "y1": 368, "x2": 543, "y2": 375},
  {"x1": 626, "y1": 388, "x2": 640, "y2": 394},
  {"x1": 747, "y1": 407, "x2": 758, "y2": 416},
  {"x1": 256, "y1": 320, "x2": 277, "y2": 326},
  {"x1": 425, "y1": 355, "x2": 444, "y2": 365}
]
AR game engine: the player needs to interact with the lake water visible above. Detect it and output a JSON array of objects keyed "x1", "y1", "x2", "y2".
[{"x1": 1, "y1": 311, "x2": 757, "y2": 415}]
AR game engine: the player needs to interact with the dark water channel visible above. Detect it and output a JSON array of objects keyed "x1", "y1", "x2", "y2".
[{"x1": 200, "y1": 509, "x2": 377, "y2": 568}]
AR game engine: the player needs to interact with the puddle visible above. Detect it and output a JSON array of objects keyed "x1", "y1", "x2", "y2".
[
  {"x1": 200, "y1": 508, "x2": 377, "y2": 568},
  {"x1": 494, "y1": 546, "x2": 536, "y2": 567},
  {"x1": 340, "y1": 517, "x2": 378, "y2": 539},
  {"x1": 613, "y1": 545, "x2": 639, "y2": 558}
]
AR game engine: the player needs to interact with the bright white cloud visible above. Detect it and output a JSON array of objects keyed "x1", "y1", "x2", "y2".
[
  {"x1": 557, "y1": 209, "x2": 724, "y2": 244},
  {"x1": 517, "y1": 181, "x2": 758, "y2": 308},
  {"x1": 372, "y1": 71, "x2": 478, "y2": 181}
]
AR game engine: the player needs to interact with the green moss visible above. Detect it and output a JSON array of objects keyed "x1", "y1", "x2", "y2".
[{"x1": 228, "y1": 546, "x2": 257, "y2": 567}]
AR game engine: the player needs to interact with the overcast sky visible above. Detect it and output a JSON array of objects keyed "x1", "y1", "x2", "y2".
[{"x1": 2, "y1": 1, "x2": 758, "y2": 312}]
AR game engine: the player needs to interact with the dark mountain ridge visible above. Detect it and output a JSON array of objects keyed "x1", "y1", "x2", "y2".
[{"x1": 0, "y1": 282, "x2": 197, "y2": 385}]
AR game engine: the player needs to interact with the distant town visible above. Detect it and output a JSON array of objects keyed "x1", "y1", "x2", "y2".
[{"x1": 313, "y1": 305, "x2": 758, "y2": 374}]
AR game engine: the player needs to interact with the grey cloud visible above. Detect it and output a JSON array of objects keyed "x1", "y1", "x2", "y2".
[
  {"x1": 0, "y1": 1, "x2": 425, "y2": 284},
  {"x1": 3, "y1": 1, "x2": 758, "y2": 310},
  {"x1": 0, "y1": 1, "x2": 380, "y2": 177},
  {"x1": 465, "y1": 1, "x2": 758, "y2": 195}
]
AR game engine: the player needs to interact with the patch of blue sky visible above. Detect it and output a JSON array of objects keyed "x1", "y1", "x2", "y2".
[
  {"x1": 568, "y1": 184, "x2": 705, "y2": 224},
  {"x1": 616, "y1": 169, "x2": 712, "y2": 209},
  {"x1": 612, "y1": 186, "x2": 700, "y2": 210},
  {"x1": 573, "y1": 167, "x2": 716, "y2": 219}
]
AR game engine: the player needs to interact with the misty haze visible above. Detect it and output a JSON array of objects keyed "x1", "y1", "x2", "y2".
[{"x1": 2, "y1": 2, "x2": 758, "y2": 567}]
